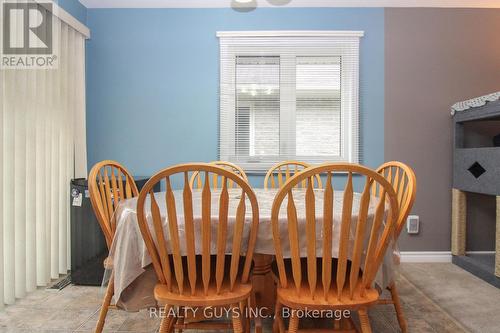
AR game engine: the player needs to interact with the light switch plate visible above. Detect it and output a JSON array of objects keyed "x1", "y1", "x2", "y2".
[{"x1": 407, "y1": 215, "x2": 419, "y2": 234}]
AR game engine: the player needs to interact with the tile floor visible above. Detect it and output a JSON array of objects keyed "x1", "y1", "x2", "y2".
[
  {"x1": 0, "y1": 263, "x2": 498, "y2": 332},
  {"x1": 401, "y1": 263, "x2": 500, "y2": 333}
]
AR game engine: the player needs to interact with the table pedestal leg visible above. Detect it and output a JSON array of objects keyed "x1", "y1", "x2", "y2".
[{"x1": 251, "y1": 254, "x2": 275, "y2": 316}]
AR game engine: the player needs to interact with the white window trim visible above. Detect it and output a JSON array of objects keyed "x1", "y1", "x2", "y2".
[
  {"x1": 218, "y1": 30, "x2": 362, "y2": 172},
  {"x1": 216, "y1": 31, "x2": 364, "y2": 38}
]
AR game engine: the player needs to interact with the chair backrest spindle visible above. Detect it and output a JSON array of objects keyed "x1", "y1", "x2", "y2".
[
  {"x1": 322, "y1": 173, "x2": 334, "y2": 301},
  {"x1": 305, "y1": 177, "x2": 317, "y2": 299},
  {"x1": 150, "y1": 190, "x2": 172, "y2": 289},
  {"x1": 201, "y1": 171, "x2": 212, "y2": 295},
  {"x1": 182, "y1": 172, "x2": 197, "y2": 295},
  {"x1": 165, "y1": 177, "x2": 183, "y2": 294},
  {"x1": 287, "y1": 190, "x2": 301, "y2": 295},
  {"x1": 348, "y1": 180, "x2": 371, "y2": 299},
  {"x1": 337, "y1": 172, "x2": 353, "y2": 301},
  {"x1": 230, "y1": 191, "x2": 247, "y2": 291},
  {"x1": 215, "y1": 177, "x2": 229, "y2": 294}
]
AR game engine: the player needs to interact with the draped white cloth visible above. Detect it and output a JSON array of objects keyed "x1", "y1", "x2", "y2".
[{"x1": 0, "y1": 8, "x2": 87, "y2": 306}]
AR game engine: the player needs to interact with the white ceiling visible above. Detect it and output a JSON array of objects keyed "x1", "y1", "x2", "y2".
[{"x1": 79, "y1": 0, "x2": 500, "y2": 9}]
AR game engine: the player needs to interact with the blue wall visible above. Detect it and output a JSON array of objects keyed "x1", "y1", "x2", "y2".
[
  {"x1": 85, "y1": 8, "x2": 384, "y2": 187},
  {"x1": 56, "y1": 0, "x2": 87, "y2": 25}
]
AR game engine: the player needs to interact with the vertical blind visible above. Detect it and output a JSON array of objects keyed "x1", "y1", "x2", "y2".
[
  {"x1": 218, "y1": 31, "x2": 363, "y2": 171},
  {"x1": 0, "y1": 5, "x2": 88, "y2": 306}
]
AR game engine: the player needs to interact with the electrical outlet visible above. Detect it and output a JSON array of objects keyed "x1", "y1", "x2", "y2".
[{"x1": 407, "y1": 215, "x2": 419, "y2": 234}]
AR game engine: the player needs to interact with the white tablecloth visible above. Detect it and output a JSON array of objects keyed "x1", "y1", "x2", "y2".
[{"x1": 108, "y1": 188, "x2": 398, "y2": 311}]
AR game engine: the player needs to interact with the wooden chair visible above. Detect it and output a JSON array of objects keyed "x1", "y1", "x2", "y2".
[
  {"x1": 270, "y1": 163, "x2": 399, "y2": 333},
  {"x1": 88, "y1": 160, "x2": 139, "y2": 333},
  {"x1": 374, "y1": 162, "x2": 417, "y2": 333},
  {"x1": 190, "y1": 161, "x2": 248, "y2": 189},
  {"x1": 136, "y1": 163, "x2": 260, "y2": 333},
  {"x1": 264, "y1": 161, "x2": 322, "y2": 189}
]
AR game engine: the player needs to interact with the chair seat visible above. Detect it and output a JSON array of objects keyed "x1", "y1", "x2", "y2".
[
  {"x1": 277, "y1": 282, "x2": 379, "y2": 310},
  {"x1": 154, "y1": 281, "x2": 252, "y2": 307},
  {"x1": 272, "y1": 258, "x2": 380, "y2": 310},
  {"x1": 154, "y1": 254, "x2": 253, "y2": 307}
]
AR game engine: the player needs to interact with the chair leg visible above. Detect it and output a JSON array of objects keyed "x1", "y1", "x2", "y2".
[
  {"x1": 95, "y1": 276, "x2": 114, "y2": 333},
  {"x1": 250, "y1": 291, "x2": 262, "y2": 333},
  {"x1": 272, "y1": 300, "x2": 284, "y2": 333},
  {"x1": 288, "y1": 309, "x2": 299, "y2": 333},
  {"x1": 345, "y1": 317, "x2": 356, "y2": 330},
  {"x1": 158, "y1": 305, "x2": 174, "y2": 333},
  {"x1": 358, "y1": 308, "x2": 372, "y2": 333},
  {"x1": 388, "y1": 283, "x2": 408, "y2": 333},
  {"x1": 177, "y1": 306, "x2": 185, "y2": 333},
  {"x1": 232, "y1": 303, "x2": 244, "y2": 333},
  {"x1": 239, "y1": 299, "x2": 250, "y2": 333}
]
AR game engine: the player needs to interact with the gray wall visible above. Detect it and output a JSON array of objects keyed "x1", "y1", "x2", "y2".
[{"x1": 385, "y1": 8, "x2": 500, "y2": 251}]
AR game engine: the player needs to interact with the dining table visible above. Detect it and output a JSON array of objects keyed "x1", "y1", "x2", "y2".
[{"x1": 106, "y1": 187, "x2": 398, "y2": 313}]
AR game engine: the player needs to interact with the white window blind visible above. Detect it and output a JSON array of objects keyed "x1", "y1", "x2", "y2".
[{"x1": 218, "y1": 31, "x2": 363, "y2": 172}]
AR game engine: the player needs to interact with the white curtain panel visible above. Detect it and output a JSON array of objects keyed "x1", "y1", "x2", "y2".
[{"x1": 0, "y1": 10, "x2": 87, "y2": 306}]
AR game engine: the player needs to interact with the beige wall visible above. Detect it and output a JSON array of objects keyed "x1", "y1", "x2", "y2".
[{"x1": 385, "y1": 8, "x2": 500, "y2": 251}]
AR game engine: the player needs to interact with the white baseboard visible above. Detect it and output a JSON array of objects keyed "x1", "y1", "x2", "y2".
[
  {"x1": 399, "y1": 250, "x2": 496, "y2": 263},
  {"x1": 466, "y1": 251, "x2": 495, "y2": 255},
  {"x1": 400, "y1": 251, "x2": 452, "y2": 263}
]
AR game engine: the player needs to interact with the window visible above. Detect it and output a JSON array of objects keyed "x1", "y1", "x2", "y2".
[{"x1": 218, "y1": 31, "x2": 363, "y2": 171}]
